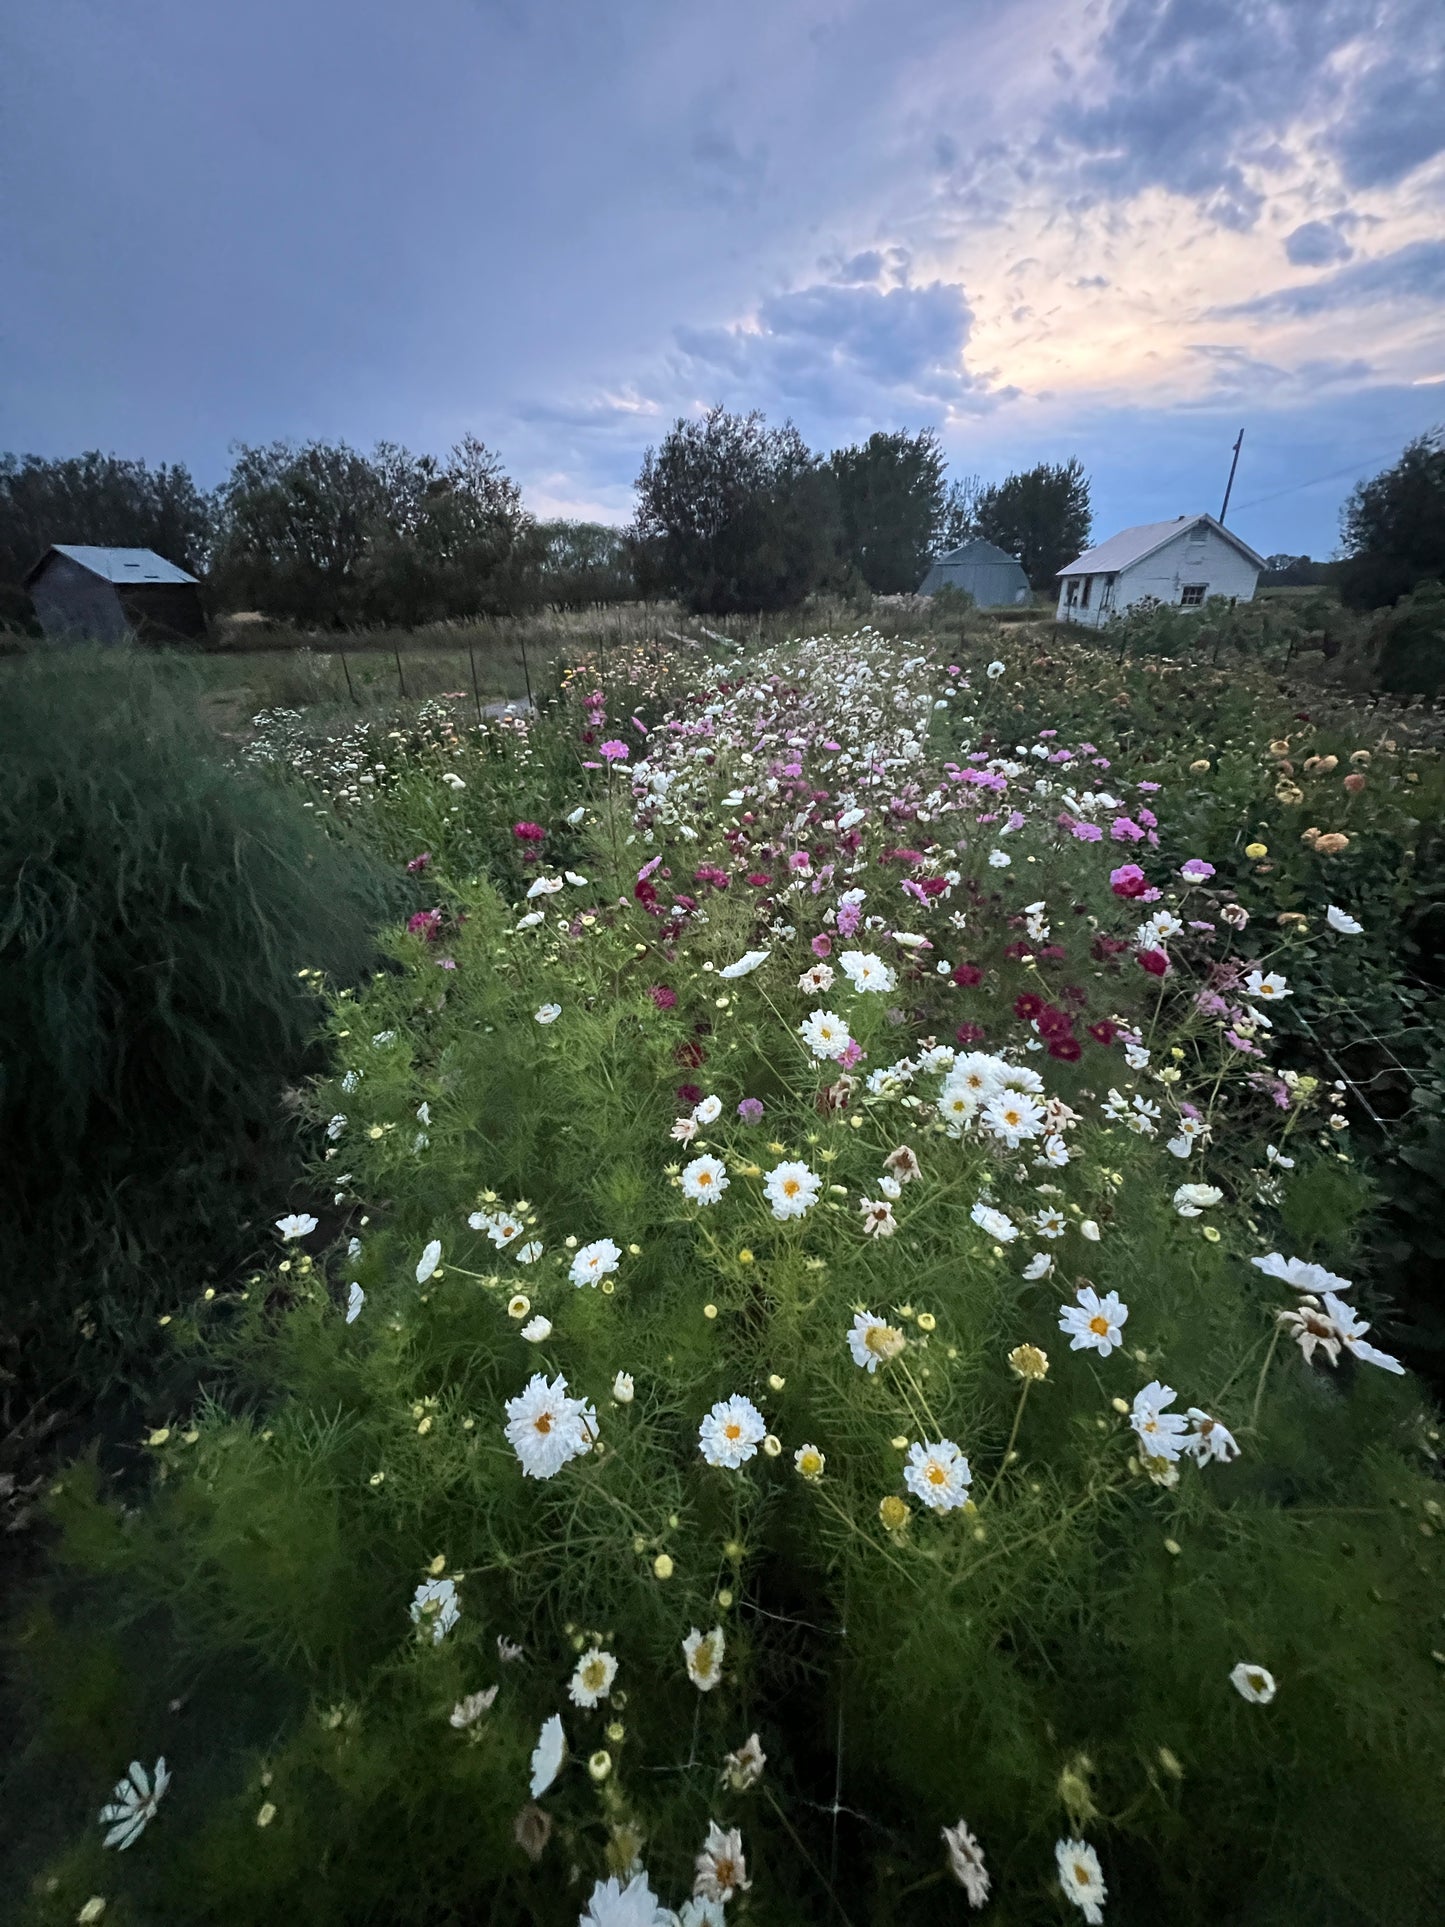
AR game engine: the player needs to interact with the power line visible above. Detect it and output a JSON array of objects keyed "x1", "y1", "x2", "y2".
[{"x1": 1232, "y1": 439, "x2": 1422, "y2": 513}]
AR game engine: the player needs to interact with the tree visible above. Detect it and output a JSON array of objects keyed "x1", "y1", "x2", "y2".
[
  {"x1": 829, "y1": 429, "x2": 946, "y2": 594},
  {"x1": 0, "y1": 451, "x2": 213, "y2": 588},
  {"x1": 634, "y1": 407, "x2": 840, "y2": 614},
  {"x1": 536, "y1": 522, "x2": 636, "y2": 609},
  {"x1": 937, "y1": 472, "x2": 985, "y2": 552},
  {"x1": 1338, "y1": 427, "x2": 1445, "y2": 610},
  {"x1": 972, "y1": 458, "x2": 1092, "y2": 589}
]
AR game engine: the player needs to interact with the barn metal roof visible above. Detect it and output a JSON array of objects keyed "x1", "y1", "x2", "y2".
[
  {"x1": 1057, "y1": 515, "x2": 1266, "y2": 577},
  {"x1": 24, "y1": 544, "x2": 199, "y2": 587}
]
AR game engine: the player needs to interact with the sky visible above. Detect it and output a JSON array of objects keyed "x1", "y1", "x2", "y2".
[{"x1": 3, "y1": 0, "x2": 1444, "y2": 559}]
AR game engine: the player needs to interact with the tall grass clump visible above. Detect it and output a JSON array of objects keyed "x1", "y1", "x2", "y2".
[
  {"x1": 12, "y1": 633, "x2": 1445, "y2": 1927},
  {"x1": 0, "y1": 647, "x2": 394, "y2": 1436}
]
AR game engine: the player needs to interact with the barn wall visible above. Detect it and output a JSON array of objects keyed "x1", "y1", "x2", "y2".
[
  {"x1": 28, "y1": 553, "x2": 129, "y2": 645},
  {"x1": 116, "y1": 583, "x2": 208, "y2": 642}
]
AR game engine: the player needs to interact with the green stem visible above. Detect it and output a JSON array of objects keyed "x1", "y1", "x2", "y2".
[{"x1": 982, "y1": 1379, "x2": 1032, "y2": 1506}]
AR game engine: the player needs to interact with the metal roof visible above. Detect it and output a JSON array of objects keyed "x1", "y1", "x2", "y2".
[
  {"x1": 933, "y1": 537, "x2": 1024, "y2": 568},
  {"x1": 25, "y1": 544, "x2": 199, "y2": 587},
  {"x1": 1057, "y1": 515, "x2": 1266, "y2": 577}
]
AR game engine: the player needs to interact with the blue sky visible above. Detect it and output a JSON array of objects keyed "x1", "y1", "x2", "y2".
[{"x1": 3, "y1": 0, "x2": 1443, "y2": 557}]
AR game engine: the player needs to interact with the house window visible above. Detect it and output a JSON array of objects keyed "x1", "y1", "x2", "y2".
[
  {"x1": 1080, "y1": 576, "x2": 1091, "y2": 608},
  {"x1": 1180, "y1": 583, "x2": 1206, "y2": 607}
]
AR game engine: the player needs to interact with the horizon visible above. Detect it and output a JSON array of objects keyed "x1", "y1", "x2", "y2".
[{"x1": 3, "y1": 0, "x2": 1443, "y2": 560}]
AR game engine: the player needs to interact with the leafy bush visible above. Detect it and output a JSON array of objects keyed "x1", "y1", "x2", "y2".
[
  {"x1": 0, "y1": 648, "x2": 394, "y2": 1429},
  {"x1": 16, "y1": 635, "x2": 1445, "y2": 1927}
]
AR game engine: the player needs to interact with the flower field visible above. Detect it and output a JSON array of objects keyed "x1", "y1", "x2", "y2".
[{"x1": 17, "y1": 624, "x2": 1445, "y2": 1926}]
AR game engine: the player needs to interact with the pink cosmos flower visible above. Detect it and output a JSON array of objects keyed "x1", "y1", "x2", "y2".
[
  {"x1": 513, "y1": 821, "x2": 546, "y2": 843},
  {"x1": 1110, "y1": 864, "x2": 1149, "y2": 899},
  {"x1": 811, "y1": 934, "x2": 832, "y2": 958},
  {"x1": 1180, "y1": 859, "x2": 1216, "y2": 882},
  {"x1": 1110, "y1": 817, "x2": 1145, "y2": 843},
  {"x1": 737, "y1": 1097, "x2": 765, "y2": 1123},
  {"x1": 406, "y1": 851, "x2": 433, "y2": 873},
  {"x1": 648, "y1": 985, "x2": 678, "y2": 1009},
  {"x1": 1071, "y1": 822, "x2": 1104, "y2": 843},
  {"x1": 600, "y1": 740, "x2": 629, "y2": 762}
]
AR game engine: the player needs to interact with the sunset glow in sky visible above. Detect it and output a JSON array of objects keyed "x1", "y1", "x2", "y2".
[{"x1": 4, "y1": 0, "x2": 1443, "y2": 555}]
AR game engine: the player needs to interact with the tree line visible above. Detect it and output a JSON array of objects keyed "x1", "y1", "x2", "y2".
[{"x1": 2, "y1": 415, "x2": 1438, "y2": 629}]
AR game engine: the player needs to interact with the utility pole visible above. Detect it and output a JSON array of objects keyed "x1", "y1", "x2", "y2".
[{"x1": 1219, "y1": 429, "x2": 1244, "y2": 525}]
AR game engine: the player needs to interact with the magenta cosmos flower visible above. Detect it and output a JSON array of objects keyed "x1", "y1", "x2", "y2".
[{"x1": 600, "y1": 740, "x2": 630, "y2": 762}]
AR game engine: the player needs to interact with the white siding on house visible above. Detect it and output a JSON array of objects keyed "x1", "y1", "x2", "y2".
[{"x1": 1056, "y1": 520, "x2": 1260, "y2": 628}]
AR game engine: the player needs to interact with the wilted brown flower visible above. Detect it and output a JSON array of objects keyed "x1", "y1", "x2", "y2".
[
  {"x1": 513, "y1": 1803, "x2": 552, "y2": 1863},
  {"x1": 1314, "y1": 832, "x2": 1350, "y2": 855}
]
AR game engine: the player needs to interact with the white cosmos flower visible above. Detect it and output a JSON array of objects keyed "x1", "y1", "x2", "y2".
[
  {"x1": 799, "y1": 962, "x2": 836, "y2": 993},
  {"x1": 1184, "y1": 1408, "x2": 1241, "y2": 1463},
  {"x1": 526, "y1": 875, "x2": 564, "y2": 899},
  {"x1": 1265, "y1": 1144, "x2": 1295, "y2": 1168},
  {"x1": 516, "y1": 1240, "x2": 544, "y2": 1264},
  {"x1": 1326, "y1": 904, "x2": 1363, "y2": 934},
  {"x1": 1022, "y1": 1251, "x2": 1055, "y2": 1280},
  {"x1": 671, "y1": 1116, "x2": 700, "y2": 1143},
  {"x1": 987, "y1": 849, "x2": 1011, "y2": 868},
  {"x1": 1250, "y1": 1251, "x2": 1352, "y2": 1294},
  {"x1": 720, "y1": 1732, "x2": 767, "y2": 1791},
  {"x1": 1059, "y1": 1286, "x2": 1129, "y2": 1357},
  {"x1": 764, "y1": 1160, "x2": 821, "y2": 1220},
  {"x1": 1130, "y1": 1380, "x2": 1190, "y2": 1462},
  {"x1": 837, "y1": 806, "x2": 866, "y2": 830},
  {"x1": 515, "y1": 910, "x2": 545, "y2": 930},
  {"x1": 1079, "y1": 1219, "x2": 1101, "y2": 1242},
  {"x1": 981, "y1": 1090, "x2": 1045, "y2": 1146},
  {"x1": 566, "y1": 805, "x2": 587, "y2": 826},
  {"x1": 847, "y1": 1310, "x2": 906, "y2": 1372},
  {"x1": 410, "y1": 1576, "x2": 461, "y2": 1644},
  {"x1": 449, "y1": 1685, "x2": 498, "y2": 1728},
  {"x1": 970, "y1": 1202, "x2": 1018, "y2": 1243},
  {"x1": 860, "y1": 1196, "x2": 898, "y2": 1237},
  {"x1": 1323, "y1": 1290, "x2": 1406, "y2": 1373},
  {"x1": 564, "y1": 871, "x2": 589, "y2": 887},
  {"x1": 839, "y1": 950, "x2": 897, "y2": 993},
  {"x1": 504, "y1": 1373, "x2": 597, "y2": 1479},
  {"x1": 534, "y1": 1002, "x2": 562, "y2": 1024},
  {"x1": 1056, "y1": 1837, "x2": 1107, "y2": 1923},
  {"x1": 1034, "y1": 1207, "x2": 1068, "y2": 1238},
  {"x1": 942, "y1": 1817, "x2": 991, "y2": 1909},
  {"x1": 698, "y1": 1394, "x2": 767, "y2": 1468},
  {"x1": 521, "y1": 1315, "x2": 552, "y2": 1342},
  {"x1": 530, "y1": 1713, "x2": 566, "y2": 1797},
  {"x1": 441, "y1": 771, "x2": 466, "y2": 790},
  {"x1": 612, "y1": 1371, "x2": 635, "y2": 1404},
  {"x1": 683, "y1": 1624, "x2": 726, "y2": 1690},
  {"x1": 1244, "y1": 969, "x2": 1291, "y2": 1002},
  {"x1": 416, "y1": 1239, "x2": 442, "y2": 1283},
  {"x1": 345, "y1": 1282, "x2": 365, "y2": 1324},
  {"x1": 327, "y1": 1113, "x2": 347, "y2": 1139},
  {"x1": 681, "y1": 1155, "x2": 729, "y2": 1205},
  {"x1": 694, "y1": 1821, "x2": 752, "y2": 1903},
  {"x1": 580, "y1": 1873, "x2": 675, "y2": 1927},
  {"x1": 98, "y1": 1756, "x2": 170, "y2": 1850},
  {"x1": 568, "y1": 1646, "x2": 619, "y2": 1708},
  {"x1": 275, "y1": 1213, "x2": 318, "y2": 1240},
  {"x1": 799, "y1": 1009, "x2": 854, "y2": 1061},
  {"x1": 692, "y1": 1094, "x2": 723, "y2": 1124},
  {"x1": 719, "y1": 948, "x2": 770, "y2": 978},
  {"x1": 1229, "y1": 1661, "x2": 1277, "y2": 1705},
  {"x1": 904, "y1": 1438, "x2": 972, "y2": 1511},
  {"x1": 570, "y1": 1238, "x2": 622, "y2": 1287},
  {"x1": 1173, "y1": 1183, "x2": 1223, "y2": 1217},
  {"x1": 986, "y1": 659, "x2": 1006, "y2": 679}
]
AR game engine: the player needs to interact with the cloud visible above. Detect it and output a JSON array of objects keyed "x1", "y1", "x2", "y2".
[
  {"x1": 1326, "y1": 3, "x2": 1445, "y2": 187},
  {"x1": 688, "y1": 119, "x2": 769, "y2": 208},
  {"x1": 1212, "y1": 238, "x2": 1445, "y2": 317},
  {"x1": 1284, "y1": 219, "x2": 1355, "y2": 268}
]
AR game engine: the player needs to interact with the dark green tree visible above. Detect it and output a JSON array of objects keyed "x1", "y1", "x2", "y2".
[
  {"x1": 0, "y1": 450, "x2": 213, "y2": 588},
  {"x1": 1338, "y1": 427, "x2": 1445, "y2": 610},
  {"x1": 937, "y1": 472, "x2": 985, "y2": 552},
  {"x1": 829, "y1": 428, "x2": 946, "y2": 594},
  {"x1": 973, "y1": 457, "x2": 1092, "y2": 588},
  {"x1": 634, "y1": 407, "x2": 840, "y2": 614},
  {"x1": 534, "y1": 521, "x2": 636, "y2": 609}
]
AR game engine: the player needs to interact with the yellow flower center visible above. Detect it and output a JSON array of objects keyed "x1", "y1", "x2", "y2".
[
  {"x1": 533, "y1": 1413, "x2": 553, "y2": 1435},
  {"x1": 1089, "y1": 1315, "x2": 1110, "y2": 1336},
  {"x1": 724, "y1": 1422, "x2": 742, "y2": 1441},
  {"x1": 926, "y1": 1462, "x2": 947, "y2": 1485},
  {"x1": 782, "y1": 1179, "x2": 800, "y2": 1197}
]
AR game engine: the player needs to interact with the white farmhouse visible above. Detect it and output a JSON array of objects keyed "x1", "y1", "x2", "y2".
[{"x1": 1055, "y1": 514, "x2": 1266, "y2": 628}]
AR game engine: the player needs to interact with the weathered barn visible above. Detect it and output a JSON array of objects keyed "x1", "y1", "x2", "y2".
[
  {"x1": 22, "y1": 545, "x2": 206, "y2": 645},
  {"x1": 918, "y1": 538, "x2": 1032, "y2": 607},
  {"x1": 1055, "y1": 515, "x2": 1265, "y2": 628}
]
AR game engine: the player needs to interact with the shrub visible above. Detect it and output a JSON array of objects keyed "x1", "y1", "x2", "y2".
[
  {"x1": 16, "y1": 634, "x2": 1445, "y2": 1927},
  {"x1": 0, "y1": 648, "x2": 394, "y2": 1431}
]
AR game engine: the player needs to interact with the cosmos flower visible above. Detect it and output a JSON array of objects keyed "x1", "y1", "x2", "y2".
[
  {"x1": 698, "y1": 1394, "x2": 767, "y2": 1468},
  {"x1": 1184, "y1": 1408, "x2": 1241, "y2": 1464},
  {"x1": 580, "y1": 1874, "x2": 676, "y2": 1927},
  {"x1": 1058, "y1": 1287, "x2": 1129, "y2": 1357},
  {"x1": 1056, "y1": 1838, "x2": 1107, "y2": 1922},
  {"x1": 1173, "y1": 1183, "x2": 1223, "y2": 1217},
  {"x1": 345, "y1": 1282, "x2": 365, "y2": 1323},
  {"x1": 1229, "y1": 1662, "x2": 1277, "y2": 1705},
  {"x1": 681, "y1": 1155, "x2": 729, "y2": 1205},
  {"x1": 275, "y1": 1214, "x2": 317, "y2": 1240},
  {"x1": 503, "y1": 1373, "x2": 597, "y2": 1478},
  {"x1": 1250, "y1": 1253, "x2": 1352, "y2": 1294},
  {"x1": 839, "y1": 951, "x2": 897, "y2": 993},
  {"x1": 799, "y1": 1009, "x2": 854, "y2": 1061},
  {"x1": 903, "y1": 1438, "x2": 973, "y2": 1511},
  {"x1": 970, "y1": 1202, "x2": 1018, "y2": 1243},
  {"x1": 520, "y1": 1315, "x2": 552, "y2": 1342},
  {"x1": 410, "y1": 1576, "x2": 460, "y2": 1644},
  {"x1": 534, "y1": 1003, "x2": 562, "y2": 1024},
  {"x1": 942, "y1": 1818, "x2": 991, "y2": 1908},
  {"x1": 98, "y1": 1757, "x2": 170, "y2": 1850},
  {"x1": 847, "y1": 1310, "x2": 906, "y2": 1372},
  {"x1": 612, "y1": 1371, "x2": 635, "y2": 1403},
  {"x1": 794, "y1": 1443, "x2": 826, "y2": 1482},
  {"x1": 1326, "y1": 905, "x2": 1363, "y2": 934},
  {"x1": 449, "y1": 1686, "x2": 498, "y2": 1728},
  {"x1": 694, "y1": 1822, "x2": 752, "y2": 1903},
  {"x1": 860, "y1": 1196, "x2": 898, "y2": 1237},
  {"x1": 416, "y1": 1239, "x2": 442, "y2": 1283},
  {"x1": 683, "y1": 1625, "x2": 726, "y2": 1691},
  {"x1": 1244, "y1": 970, "x2": 1291, "y2": 1003},
  {"x1": 529, "y1": 1713, "x2": 566, "y2": 1797},
  {"x1": 721, "y1": 1731, "x2": 767, "y2": 1790},
  {"x1": 719, "y1": 949, "x2": 771, "y2": 978},
  {"x1": 1129, "y1": 1381, "x2": 1190, "y2": 1462},
  {"x1": 568, "y1": 1647, "x2": 619, "y2": 1708},
  {"x1": 764, "y1": 1161, "x2": 821, "y2": 1220},
  {"x1": 570, "y1": 1238, "x2": 622, "y2": 1287}
]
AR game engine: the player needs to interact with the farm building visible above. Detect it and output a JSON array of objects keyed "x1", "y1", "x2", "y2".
[
  {"x1": 22, "y1": 545, "x2": 206, "y2": 645},
  {"x1": 919, "y1": 538, "x2": 1031, "y2": 607},
  {"x1": 1055, "y1": 515, "x2": 1265, "y2": 628}
]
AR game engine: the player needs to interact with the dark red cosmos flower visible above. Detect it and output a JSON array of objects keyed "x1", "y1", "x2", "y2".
[
  {"x1": 955, "y1": 1022, "x2": 987, "y2": 1046},
  {"x1": 674, "y1": 1040, "x2": 707, "y2": 1068},
  {"x1": 1047, "y1": 1035, "x2": 1083, "y2": 1061},
  {"x1": 1035, "y1": 944, "x2": 1068, "y2": 961},
  {"x1": 648, "y1": 985, "x2": 678, "y2": 1009},
  {"x1": 406, "y1": 909, "x2": 443, "y2": 942},
  {"x1": 1088, "y1": 1019, "x2": 1119, "y2": 1045},
  {"x1": 952, "y1": 962, "x2": 983, "y2": 987},
  {"x1": 745, "y1": 873, "x2": 773, "y2": 887},
  {"x1": 1014, "y1": 992, "x2": 1046, "y2": 1022},
  {"x1": 676, "y1": 1083, "x2": 703, "y2": 1105},
  {"x1": 1060, "y1": 984, "x2": 1088, "y2": 1007},
  {"x1": 1037, "y1": 1006, "x2": 1074, "y2": 1041},
  {"x1": 1092, "y1": 935, "x2": 1130, "y2": 961},
  {"x1": 693, "y1": 865, "x2": 731, "y2": 889},
  {"x1": 1138, "y1": 949, "x2": 1171, "y2": 977},
  {"x1": 635, "y1": 878, "x2": 661, "y2": 911},
  {"x1": 513, "y1": 821, "x2": 546, "y2": 843}
]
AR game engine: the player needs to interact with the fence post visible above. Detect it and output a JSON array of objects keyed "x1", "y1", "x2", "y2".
[
  {"x1": 340, "y1": 650, "x2": 358, "y2": 704},
  {"x1": 394, "y1": 648, "x2": 407, "y2": 699},
  {"x1": 467, "y1": 640, "x2": 483, "y2": 725}
]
